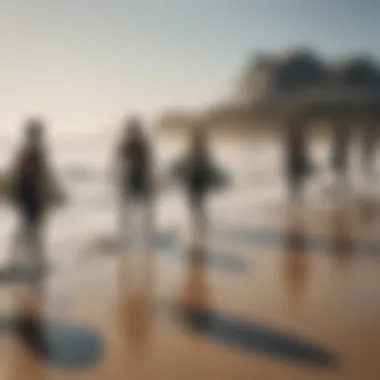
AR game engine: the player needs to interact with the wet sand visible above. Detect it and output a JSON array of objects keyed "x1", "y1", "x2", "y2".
[{"x1": 0, "y1": 135, "x2": 380, "y2": 379}]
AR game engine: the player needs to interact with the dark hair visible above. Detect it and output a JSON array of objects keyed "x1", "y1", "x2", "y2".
[
  {"x1": 124, "y1": 116, "x2": 145, "y2": 142},
  {"x1": 25, "y1": 117, "x2": 44, "y2": 133},
  {"x1": 23, "y1": 118, "x2": 45, "y2": 146}
]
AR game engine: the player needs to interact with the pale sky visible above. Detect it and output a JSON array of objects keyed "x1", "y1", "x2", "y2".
[{"x1": 0, "y1": 0, "x2": 379, "y2": 137}]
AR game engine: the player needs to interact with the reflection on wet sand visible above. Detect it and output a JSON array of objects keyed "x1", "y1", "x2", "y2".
[
  {"x1": 358, "y1": 196, "x2": 379, "y2": 228},
  {"x1": 14, "y1": 287, "x2": 48, "y2": 358},
  {"x1": 0, "y1": 229, "x2": 48, "y2": 287},
  {"x1": 10, "y1": 284, "x2": 103, "y2": 370},
  {"x1": 216, "y1": 222, "x2": 380, "y2": 257},
  {"x1": 329, "y1": 207, "x2": 353, "y2": 277},
  {"x1": 181, "y1": 245, "x2": 211, "y2": 309},
  {"x1": 175, "y1": 240, "x2": 336, "y2": 367},
  {"x1": 283, "y1": 209, "x2": 309, "y2": 302},
  {"x1": 2, "y1": 128, "x2": 380, "y2": 378},
  {"x1": 117, "y1": 252, "x2": 156, "y2": 353}
]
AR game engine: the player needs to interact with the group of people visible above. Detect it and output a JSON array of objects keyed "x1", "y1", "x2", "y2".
[
  {"x1": 9, "y1": 112, "x2": 379, "y2": 270},
  {"x1": 285, "y1": 113, "x2": 380, "y2": 199},
  {"x1": 7, "y1": 116, "x2": 227, "y2": 269}
]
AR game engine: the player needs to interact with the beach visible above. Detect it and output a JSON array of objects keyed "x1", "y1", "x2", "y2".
[{"x1": 0, "y1": 134, "x2": 380, "y2": 379}]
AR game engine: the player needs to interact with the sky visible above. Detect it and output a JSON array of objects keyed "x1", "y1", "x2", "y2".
[{"x1": 0, "y1": 0, "x2": 379, "y2": 137}]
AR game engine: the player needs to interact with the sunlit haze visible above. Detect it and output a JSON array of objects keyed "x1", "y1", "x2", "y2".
[{"x1": 0, "y1": 0, "x2": 379, "y2": 138}]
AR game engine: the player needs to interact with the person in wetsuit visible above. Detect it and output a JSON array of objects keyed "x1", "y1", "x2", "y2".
[
  {"x1": 115, "y1": 117, "x2": 154, "y2": 249},
  {"x1": 12, "y1": 119, "x2": 52, "y2": 269},
  {"x1": 187, "y1": 127, "x2": 210, "y2": 224},
  {"x1": 285, "y1": 117, "x2": 311, "y2": 200},
  {"x1": 176, "y1": 125, "x2": 223, "y2": 234}
]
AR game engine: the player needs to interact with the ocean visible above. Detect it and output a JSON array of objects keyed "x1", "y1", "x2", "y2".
[{"x1": 0, "y1": 133, "x2": 374, "y2": 269}]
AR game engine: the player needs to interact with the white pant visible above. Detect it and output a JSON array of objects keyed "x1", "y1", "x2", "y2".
[{"x1": 118, "y1": 194, "x2": 154, "y2": 251}]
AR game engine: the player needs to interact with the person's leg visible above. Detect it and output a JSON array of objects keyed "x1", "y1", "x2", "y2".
[
  {"x1": 24, "y1": 205, "x2": 46, "y2": 273},
  {"x1": 10, "y1": 210, "x2": 28, "y2": 271},
  {"x1": 18, "y1": 206, "x2": 35, "y2": 258},
  {"x1": 141, "y1": 193, "x2": 154, "y2": 251},
  {"x1": 118, "y1": 191, "x2": 131, "y2": 250},
  {"x1": 288, "y1": 171, "x2": 301, "y2": 201},
  {"x1": 287, "y1": 158, "x2": 301, "y2": 201},
  {"x1": 33, "y1": 213, "x2": 46, "y2": 271},
  {"x1": 198, "y1": 193, "x2": 208, "y2": 233},
  {"x1": 193, "y1": 192, "x2": 211, "y2": 252},
  {"x1": 336, "y1": 163, "x2": 348, "y2": 191},
  {"x1": 189, "y1": 190, "x2": 207, "y2": 239}
]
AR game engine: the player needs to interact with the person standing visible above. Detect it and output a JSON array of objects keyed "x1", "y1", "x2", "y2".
[
  {"x1": 285, "y1": 115, "x2": 311, "y2": 200},
  {"x1": 11, "y1": 118, "x2": 56, "y2": 273},
  {"x1": 114, "y1": 117, "x2": 154, "y2": 250},
  {"x1": 172, "y1": 124, "x2": 228, "y2": 240},
  {"x1": 330, "y1": 115, "x2": 351, "y2": 183}
]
